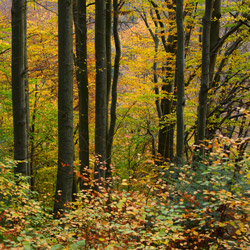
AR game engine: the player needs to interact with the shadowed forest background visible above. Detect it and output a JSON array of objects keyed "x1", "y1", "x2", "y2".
[{"x1": 0, "y1": 0, "x2": 250, "y2": 249}]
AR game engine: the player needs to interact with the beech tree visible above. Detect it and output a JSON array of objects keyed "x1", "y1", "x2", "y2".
[
  {"x1": 11, "y1": 0, "x2": 29, "y2": 176},
  {"x1": 54, "y1": 0, "x2": 74, "y2": 213},
  {"x1": 106, "y1": 0, "x2": 122, "y2": 174},
  {"x1": 105, "y1": 0, "x2": 112, "y2": 176},
  {"x1": 196, "y1": 0, "x2": 215, "y2": 154},
  {"x1": 73, "y1": 0, "x2": 89, "y2": 190},
  {"x1": 106, "y1": 0, "x2": 112, "y2": 114},
  {"x1": 149, "y1": 0, "x2": 177, "y2": 162},
  {"x1": 95, "y1": 0, "x2": 107, "y2": 182},
  {"x1": 176, "y1": 0, "x2": 185, "y2": 164}
]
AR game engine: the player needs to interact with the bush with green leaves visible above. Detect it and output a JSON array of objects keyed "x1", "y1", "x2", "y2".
[{"x1": 1, "y1": 155, "x2": 249, "y2": 249}]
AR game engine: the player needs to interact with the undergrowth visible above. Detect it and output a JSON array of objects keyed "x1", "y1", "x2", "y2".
[{"x1": 0, "y1": 155, "x2": 250, "y2": 249}]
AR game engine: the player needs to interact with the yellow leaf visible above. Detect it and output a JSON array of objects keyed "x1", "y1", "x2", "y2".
[
  {"x1": 121, "y1": 179, "x2": 128, "y2": 186},
  {"x1": 219, "y1": 222, "x2": 226, "y2": 227},
  {"x1": 246, "y1": 172, "x2": 250, "y2": 179},
  {"x1": 235, "y1": 230, "x2": 241, "y2": 235}
]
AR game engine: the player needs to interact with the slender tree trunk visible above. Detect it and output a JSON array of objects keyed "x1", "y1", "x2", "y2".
[
  {"x1": 95, "y1": 0, "x2": 107, "y2": 183},
  {"x1": 196, "y1": 0, "x2": 215, "y2": 153},
  {"x1": 106, "y1": 0, "x2": 121, "y2": 177},
  {"x1": 54, "y1": 0, "x2": 74, "y2": 214},
  {"x1": 150, "y1": 0, "x2": 176, "y2": 162},
  {"x1": 105, "y1": 0, "x2": 112, "y2": 177},
  {"x1": 106, "y1": 0, "x2": 112, "y2": 101},
  {"x1": 24, "y1": 0, "x2": 30, "y2": 182},
  {"x1": 30, "y1": 82, "x2": 38, "y2": 191},
  {"x1": 106, "y1": 0, "x2": 112, "y2": 106},
  {"x1": 209, "y1": 0, "x2": 221, "y2": 85},
  {"x1": 11, "y1": 0, "x2": 28, "y2": 176},
  {"x1": 158, "y1": 75, "x2": 174, "y2": 161},
  {"x1": 176, "y1": 0, "x2": 185, "y2": 164},
  {"x1": 73, "y1": 0, "x2": 89, "y2": 190},
  {"x1": 206, "y1": 0, "x2": 221, "y2": 139}
]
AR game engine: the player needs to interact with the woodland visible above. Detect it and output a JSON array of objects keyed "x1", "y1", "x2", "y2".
[{"x1": 0, "y1": 0, "x2": 250, "y2": 249}]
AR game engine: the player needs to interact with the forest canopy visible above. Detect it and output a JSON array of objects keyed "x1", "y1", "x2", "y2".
[{"x1": 0, "y1": 0, "x2": 250, "y2": 249}]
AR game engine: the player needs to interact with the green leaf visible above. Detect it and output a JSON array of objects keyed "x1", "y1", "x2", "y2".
[
  {"x1": 50, "y1": 244, "x2": 64, "y2": 250},
  {"x1": 70, "y1": 240, "x2": 86, "y2": 250}
]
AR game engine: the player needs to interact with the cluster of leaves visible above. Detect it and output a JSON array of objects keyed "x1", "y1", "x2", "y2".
[
  {"x1": 0, "y1": 160, "x2": 52, "y2": 249},
  {"x1": 1, "y1": 152, "x2": 249, "y2": 249},
  {"x1": 162, "y1": 160, "x2": 250, "y2": 249}
]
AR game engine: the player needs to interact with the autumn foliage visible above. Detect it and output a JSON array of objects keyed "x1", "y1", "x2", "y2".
[
  {"x1": 1, "y1": 0, "x2": 250, "y2": 249},
  {"x1": 1, "y1": 147, "x2": 250, "y2": 249}
]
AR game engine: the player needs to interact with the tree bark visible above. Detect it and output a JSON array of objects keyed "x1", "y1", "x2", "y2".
[
  {"x1": 11, "y1": 0, "x2": 29, "y2": 176},
  {"x1": 24, "y1": 0, "x2": 30, "y2": 180},
  {"x1": 73, "y1": 0, "x2": 90, "y2": 190},
  {"x1": 206, "y1": 0, "x2": 221, "y2": 139},
  {"x1": 95, "y1": 0, "x2": 107, "y2": 183},
  {"x1": 54, "y1": 0, "x2": 74, "y2": 213},
  {"x1": 196, "y1": 0, "x2": 215, "y2": 153},
  {"x1": 150, "y1": 0, "x2": 177, "y2": 162},
  {"x1": 176, "y1": 0, "x2": 185, "y2": 164},
  {"x1": 107, "y1": 0, "x2": 121, "y2": 177},
  {"x1": 30, "y1": 82, "x2": 38, "y2": 191},
  {"x1": 209, "y1": 0, "x2": 221, "y2": 85},
  {"x1": 106, "y1": 0, "x2": 112, "y2": 107},
  {"x1": 105, "y1": 0, "x2": 112, "y2": 177}
]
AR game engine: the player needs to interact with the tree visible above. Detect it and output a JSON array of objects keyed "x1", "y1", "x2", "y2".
[
  {"x1": 106, "y1": 0, "x2": 112, "y2": 142},
  {"x1": 105, "y1": 0, "x2": 112, "y2": 177},
  {"x1": 176, "y1": 0, "x2": 185, "y2": 164},
  {"x1": 196, "y1": 0, "x2": 215, "y2": 154},
  {"x1": 11, "y1": 0, "x2": 29, "y2": 176},
  {"x1": 95, "y1": 0, "x2": 107, "y2": 183},
  {"x1": 106, "y1": 0, "x2": 122, "y2": 175},
  {"x1": 149, "y1": 0, "x2": 177, "y2": 162},
  {"x1": 73, "y1": 0, "x2": 89, "y2": 190},
  {"x1": 54, "y1": 0, "x2": 74, "y2": 213}
]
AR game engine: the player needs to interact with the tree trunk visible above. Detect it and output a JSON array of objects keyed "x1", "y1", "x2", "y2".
[
  {"x1": 106, "y1": 0, "x2": 112, "y2": 101},
  {"x1": 209, "y1": 0, "x2": 221, "y2": 85},
  {"x1": 196, "y1": 0, "x2": 215, "y2": 153},
  {"x1": 24, "y1": 0, "x2": 30, "y2": 182},
  {"x1": 176, "y1": 0, "x2": 185, "y2": 164},
  {"x1": 30, "y1": 82, "x2": 38, "y2": 191},
  {"x1": 54, "y1": 0, "x2": 74, "y2": 214},
  {"x1": 206, "y1": 0, "x2": 221, "y2": 139},
  {"x1": 11, "y1": 0, "x2": 29, "y2": 176},
  {"x1": 95, "y1": 0, "x2": 107, "y2": 183},
  {"x1": 106, "y1": 0, "x2": 121, "y2": 178},
  {"x1": 73, "y1": 0, "x2": 90, "y2": 190},
  {"x1": 105, "y1": 0, "x2": 112, "y2": 177},
  {"x1": 150, "y1": 0, "x2": 176, "y2": 162}
]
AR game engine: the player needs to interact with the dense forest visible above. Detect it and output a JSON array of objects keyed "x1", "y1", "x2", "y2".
[{"x1": 0, "y1": 0, "x2": 250, "y2": 249}]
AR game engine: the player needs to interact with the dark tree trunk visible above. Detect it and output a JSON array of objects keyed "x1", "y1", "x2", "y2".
[
  {"x1": 105, "y1": 0, "x2": 112, "y2": 176},
  {"x1": 30, "y1": 82, "x2": 38, "y2": 191},
  {"x1": 196, "y1": 0, "x2": 215, "y2": 154},
  {"x1": 206, "y1": 0, "x2": 221, "y2": 139},
  {"x1": 73, "y1": 0, "x2": 90, "y2": 190},
  {"x1": 95, "y1": 0, "x2": 107, "y2": 183},
  {"x1": 106, "y1": 0, "x2": 112, "y2": 106},
  {"x1": 106, "y1": 0, "x2": 121, "y2": 177},
  {"x1": 11, "y1": 0, "x2": 29, "y2": 176},
  {"x1": 150, "y1": 0, "x2": 176, "y2": 162},
  {"x1": 24, "y1": 0, "x2": 30, "y2": 180},
  {"x1": 54, "y1": 0, "x2": 74, "y2": 214},
  {"x1": 209, "y1": 0, "x2": 221, "y2": 85},
  {"x1": 176, "y1": 0, "x2": 185, "y2": 164}
]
